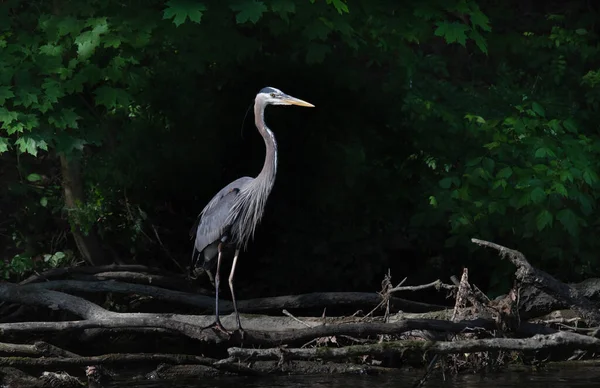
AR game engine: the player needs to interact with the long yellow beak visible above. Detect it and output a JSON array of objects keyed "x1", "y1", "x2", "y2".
[{"x1": 283, "y1": 95, "x2": 315, "y2": 107}]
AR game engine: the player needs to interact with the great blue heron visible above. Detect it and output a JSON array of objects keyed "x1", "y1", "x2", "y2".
[{"x1": 190, "y1": 87, "x2": 314, "y2": 334}]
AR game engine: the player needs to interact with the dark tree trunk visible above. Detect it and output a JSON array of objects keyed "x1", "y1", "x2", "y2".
[{"x1": 59, "y1": 153, "x2": 110, "y2": 266}]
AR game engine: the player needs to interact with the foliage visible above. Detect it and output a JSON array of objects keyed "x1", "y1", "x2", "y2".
[{"x1": 1, "y1": 0, "x2": 600, "y2": 298}]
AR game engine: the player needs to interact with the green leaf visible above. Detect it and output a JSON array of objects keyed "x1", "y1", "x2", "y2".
[
  {"x1": 328, "y1": 0, "x2": 349, "y2": 15},
  {"x1": 56, "y1": 17, "x2": 83, "y2": 37},
  {"x1": 531, "y1": 102, "x2": 545, "y2": 117},
  {"x1": 434, "y1": 22, "x2": 470, "y2": 46},
  {"x1": 21, "y1": 114, "x2": 39, "y2": 131},
  {"x1": 40, "y1": 197, "x2": 48, "y2": 207},
  {"x1": 552, "y1": 183, "x2": 568, "y2": 197},
  {"x1": 534, "y1": 147, "x2": 555, "y2": 158},
  {"x1": 230, "y1": 0, "x2": 268, "y2": 24},
  {"x1": 468, "y1": 29, "x2": 488, "y2": 54},
  {"x1": 562, "y1": 118, "x2": 578, "y2": 133},
  {"x1": 482, "y1": 157, "x2": 495, "y2": 173},
  {"x1": 94, "y1": 86, "x2": 131, "y2": 109},
  {"x1": 578, "y1": 193, "x2": 594, "y2": 215},
  {"x1": 0, "y1": 86, "x2": 15, "y2": 104},
  {"x1": 270, "y1": 0, "x2": 296, "y2": 16},
  {"x1": 163, "y1": 0, "x2": 207, "y2": 27},
  {"x1": 0, "y1": 137, "x2": 9, "y2": 153},
  {"x1": 496, "y1": 167, "x2": 513, "y2": 179},
  {"x1": 429, "y1": 195, "x2": 437, "y2": 207},
  {"x1": 492, "y1": 179, "x2": 506, "y2": 190},
  {"x1": 469, "y1": 8, "x2": 491, "y2": 32},
  {"x1": 582, "y1": 169, "x2": 598, "y2": 186},
  {"x1": 439, "y1": 176, "x2": 459, "y2": 189},
  {"x1": 530, "y1": 187, "x2": 547, "y2": 203},
  {"x1": 75, "y1": 31, "x2": 100, "y2": 59},
  {"x1": 14, "y1": 88, "x2": 39, "y2": 108},
  {"x1": 0, "y1": 108, "x2": 19, "y2": 128},
  {"x1": 15, "y1": 137, "x2": 48, "y2": 157},
  {"x1": 465, "y1": 157, "x2": 482, "y2": 167},
  {"x1": 26, "y1": 173, "x2": 42, "y2": 182},
  {"x1": 49, "y1": 109, "x2": 81, "y2": 130},
  {"x1": 536, "y1": 210, "x2": 553, "y2": 231},
  {"x1": 39, "y1": 43, "x2": 63, "y2": 56},
  {"x1": 556, "y1": 208, "x2": 579, "y2": 237},
  {"x1": 54, "y1": 134, "x2": 87, "y2": 154},
  {"x1": 42, "y1": 79, "x2": 65, "y2": 104},
  {"x1": 560, "y1": 170, "x2": 574, "y2": 183}
]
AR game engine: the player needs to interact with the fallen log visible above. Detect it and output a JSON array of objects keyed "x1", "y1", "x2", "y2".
[
  {"x1": 15, "y1": 281, "x2": 447, "y2": 314},
  {"x1": 226, "y1": 330, "x2": 600, "y2": 361}
]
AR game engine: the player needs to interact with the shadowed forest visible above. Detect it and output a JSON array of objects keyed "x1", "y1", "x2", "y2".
[{"x1": 3, "y1": 0, "x2": 600, "y2": 384}]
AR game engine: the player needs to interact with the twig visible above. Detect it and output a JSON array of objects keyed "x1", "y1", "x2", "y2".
[
  {"x1": 389, "y1": 280, "x2": 456, "y2": 294},
  {"x1": 282, "y1": 309, "x2": 313, "y2": 328}
]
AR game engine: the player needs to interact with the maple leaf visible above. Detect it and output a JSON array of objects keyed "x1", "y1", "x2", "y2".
[
  {"x1": 94, "y1": 86, "x2": 131, "y2": 109},
  {"x1": 0, "y1": 137, "x2": 9, "y2": 153},
  {"x1": 230, "y1": 0, "x2": 268, "y2": 24},
  {"x1": 434, "y1": 22, "x2": 470, "y2": 46},
  {"x1": 0, "y1": 86, "x2": 14, "y2": 105},
  {"x1": 15, "y1": 137, "x2": 48, "y2": 157},
  {"x1": 327, "y1": 0, "x2": 349, "y2": 15},
  {"x1": 0, "y1": 108, "x2": 19, "y2": 128},
  {"x1": 14, "y1": 88, "x2": 39, "y2": 108},
  {"x1": 163, "y1": 0, "x2": 207, "y2": 27},
  {"x1": 39, "y1": 43, "x2": 63, "y2": 56},
  {"x1": 42, "y1": 79, "x2": 65, "y2": 103}
]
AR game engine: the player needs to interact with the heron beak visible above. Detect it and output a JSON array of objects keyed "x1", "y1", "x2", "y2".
[{"x1": 282, "y1": 95, "x2": 315, "y2": 107}]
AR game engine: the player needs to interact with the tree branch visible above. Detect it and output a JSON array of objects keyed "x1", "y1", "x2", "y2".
[
  {"x1": 227, "y1": 330, "x2": 600, "y2": 361},
  {"x1": 389, "y1": 279, "x2": 456, "y2": 294},
  {"x1": 19, "y1": 264, "x2": 179, "y2": 285},
  {"x1": 472, "y1": 238, "x2": 600, "y2": 325}
]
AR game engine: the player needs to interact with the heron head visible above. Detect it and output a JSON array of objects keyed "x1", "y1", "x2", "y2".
[{"x1": 256, "y1": 87, "x2": 315, "y2": 107}]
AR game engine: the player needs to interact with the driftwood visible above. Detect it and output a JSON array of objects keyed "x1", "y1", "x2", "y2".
[{"x1": 2, "y1": 239, "x2": 600, "y2": 386}]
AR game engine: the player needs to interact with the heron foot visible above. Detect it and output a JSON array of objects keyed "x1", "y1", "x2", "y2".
[{"x1": 203, "y1": 319, "x2": 232, "y2": 336}]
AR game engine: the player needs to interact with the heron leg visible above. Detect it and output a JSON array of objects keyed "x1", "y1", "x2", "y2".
[
  {"x1": 204, "y1": 242, "x2": 229, "y2": 334},
  {"x1": 228, "y1": 248, "x2": 243, "y2": 334}
]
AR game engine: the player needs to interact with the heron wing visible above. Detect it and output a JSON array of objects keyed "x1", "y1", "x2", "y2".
[{"x1": 191, "y1": 176, "x2": 253, "y2": 254}]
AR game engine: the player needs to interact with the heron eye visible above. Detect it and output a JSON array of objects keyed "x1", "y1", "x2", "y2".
[{"x1": 270, "y1": 93, "x2": 276, "y2": 98}]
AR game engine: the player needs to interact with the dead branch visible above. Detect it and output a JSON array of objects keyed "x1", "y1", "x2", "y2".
[
  {"x1": 471, "y1": 238, "x2": 600, "y2": 325},
  {"x1": 0, "y1": 341, "x2": 79, "y2": 357},
  {"x1": 75, "y1": 271, "x2": 196, "y2": 291},
  {"x1": 0, "y1": 283, "x2": 111, "y2": 319},
  {"x1": 6, "y1": 281, "x2": 448, "y2": 317},
  {"x1": 0, "y1": 316, "x2": 531, "y2": 347},
  {"x1": 227, "y1": 330, "x2": 600, "y2": 361},
  {"x1": 389, "y1": 279, "x2": 456, "y2": 294},
  {"x1": 239, "y1": 292, "x2": 447, "y2": 313},
  {"x1": 20, "y1": 280, "x2": 217, "y2": 311},
  {"x1": 19, "y1": 264, "x2": 178, "y2": 285},
  {"x1": 0, "y1": 352, "x2": 211, "y2": 367},
  {"x1": 0, "y1": 353, "x2": 264, "y2": 376}
]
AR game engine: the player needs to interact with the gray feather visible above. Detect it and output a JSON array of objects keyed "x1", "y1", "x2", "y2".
[{"x1": 191, "y1": 176, "x2": 253, "y2": 266}]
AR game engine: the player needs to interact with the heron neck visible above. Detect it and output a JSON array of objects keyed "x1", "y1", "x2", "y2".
[{"x1": 255, "y1": 103, "x2": 278, "y2": 185}]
